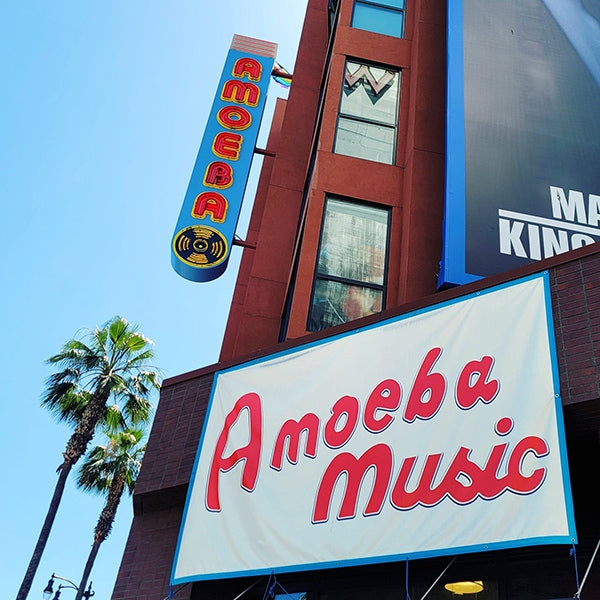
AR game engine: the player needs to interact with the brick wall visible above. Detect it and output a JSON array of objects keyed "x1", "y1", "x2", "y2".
[
  {"x1": 112, "y1": 371, "x2": 216, "y2": 600},
  {"x1": 551, "y1": 250, "x2": 600, "y2": 406},
  {"x1": 135, "y1": 372, "x2": 215, "y2": 500},
  {"x1": 112, "y1": 506, "x2": 191, "y2": 600}
]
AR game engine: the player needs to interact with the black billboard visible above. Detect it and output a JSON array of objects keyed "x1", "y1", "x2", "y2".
[{"x1": 440, "y1": 0, "x2": 600, "y2": 287}]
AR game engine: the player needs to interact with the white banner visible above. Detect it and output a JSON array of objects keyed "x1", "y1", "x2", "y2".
[{"x1": 172, "y1": 273, "x2": 577, "y2": 583}]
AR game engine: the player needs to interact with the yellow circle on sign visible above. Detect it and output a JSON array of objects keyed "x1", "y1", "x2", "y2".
[{"x1": 172, "y1": 225, "x2": 229, "y2": 268}]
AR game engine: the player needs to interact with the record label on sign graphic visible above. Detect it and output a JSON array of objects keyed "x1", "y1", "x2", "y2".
[{"x1": 172, "y1": 225, "x2": 228, "y2": 268}]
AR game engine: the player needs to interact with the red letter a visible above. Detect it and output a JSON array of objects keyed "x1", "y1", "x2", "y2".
[{"x1": 206, "y1": 392, "x2": 262, "y2": 511}]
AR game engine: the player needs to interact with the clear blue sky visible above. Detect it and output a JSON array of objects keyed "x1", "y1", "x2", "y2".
[{"x1": 0, "y1": 2, "x2": 307, "y2": 598}]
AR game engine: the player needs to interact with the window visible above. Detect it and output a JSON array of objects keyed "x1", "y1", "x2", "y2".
[
  {"x1": 352, "y1": 0, "x2": 406, "y2": 38},
  {"x1": 333, "y1": 61, "x2": 400, "y2": 164},
  {"x1": 308, "y1": 198, "x2": 389, "y2": 332}
]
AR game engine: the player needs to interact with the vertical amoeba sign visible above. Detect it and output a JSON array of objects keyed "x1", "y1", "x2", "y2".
[
  {"x1": 171, "y1": 35, "x2": 277, "y2": 282},
  {"x1": 440, "y1": 0, "x2": 600, "y2": 287}
]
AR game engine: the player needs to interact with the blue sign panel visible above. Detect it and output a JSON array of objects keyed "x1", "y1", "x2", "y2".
[
  {"x1": 172, "y1": 36, "x2": 277, "y2": 282},
  {"x1": 440, "y1": 0, "x2": 600, "y2": 287}
]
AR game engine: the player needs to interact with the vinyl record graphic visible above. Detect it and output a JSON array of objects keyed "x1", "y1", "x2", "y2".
[{"x1": 172, "y1": 225, "x2": 228, "y2": 268}]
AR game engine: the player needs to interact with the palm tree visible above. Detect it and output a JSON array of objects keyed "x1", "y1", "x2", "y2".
[
  {"x1": 74, "y1": 427, "x2": 146, "y2": 600},
  {"x1": 16, "y1": 317, "x2": 160, "y2": 600}
]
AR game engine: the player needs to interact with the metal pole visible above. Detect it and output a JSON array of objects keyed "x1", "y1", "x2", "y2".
[{"x1": 575, "y1": 537, "x2": 600, "y2": 599}]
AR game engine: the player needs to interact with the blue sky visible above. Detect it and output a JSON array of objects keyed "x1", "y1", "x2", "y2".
[{"x1": 0, "y1": 2, "x2": 307, "y2": 598}]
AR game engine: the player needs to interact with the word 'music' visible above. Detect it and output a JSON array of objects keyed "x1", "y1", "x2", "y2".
[{"x1": 206, "y1": 347, "x2": 549, "y2": 523}]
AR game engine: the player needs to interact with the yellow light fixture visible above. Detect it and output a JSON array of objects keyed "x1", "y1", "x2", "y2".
[{"x1": 444, "y1": 581, "x2": 484, "y2": 595}]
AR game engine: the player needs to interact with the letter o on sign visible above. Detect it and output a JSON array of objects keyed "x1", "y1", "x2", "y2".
[{"x1": 217, "y1": 105, "x2": 252, "y2": 130}]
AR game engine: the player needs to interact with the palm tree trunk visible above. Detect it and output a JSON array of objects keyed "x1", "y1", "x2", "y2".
[
  {"x1": 75, "y1": 479, "x2": 124, "y2": 600},
  {"x1": 63, "y1": 391, "x2": 110, "y2": 464},
  {"x1": 17, "y1": 390, "x2": 110, "y2": 600},
  {"x1": 74, "y1": 539, "x2": 101, "y2": 600},
  {"x1": 15, "y1": 462, "x2": 72, "y2": 600}
]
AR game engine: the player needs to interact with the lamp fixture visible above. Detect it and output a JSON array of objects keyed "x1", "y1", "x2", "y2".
[
  {"x1": 41, "y1": 574, "x2": 95, "y2": 600},
  {"x1": 42, "y1": 578, "x2": 54, "y2": 600},
  {"x1": 444, "y1": 580, "x2": 484, "y2": 595}
]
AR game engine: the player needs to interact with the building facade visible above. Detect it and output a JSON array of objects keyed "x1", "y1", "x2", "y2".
[{"x1": 112, "y1": 1, "x2": 600, "y2": 598}]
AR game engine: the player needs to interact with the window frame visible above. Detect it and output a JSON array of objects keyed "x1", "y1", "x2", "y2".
[
  {"x1": 307, "y1": 196, "x2": 391, "y2": 332},
  {"x1": 351, "y1": 0, "x2": 406, "y2": 39},
  {"x1": 333, "y1": 59, "x2": 401, "y2": 165}
]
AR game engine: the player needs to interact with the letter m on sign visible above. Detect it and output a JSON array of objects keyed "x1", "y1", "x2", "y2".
[{"x1": 313, "y1": 444, "x2": 393, "y2": 523}]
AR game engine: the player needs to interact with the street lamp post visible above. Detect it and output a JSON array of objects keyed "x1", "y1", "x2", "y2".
[{"x1": 42, "y1": 574, "x2": 94, "y2": 600}]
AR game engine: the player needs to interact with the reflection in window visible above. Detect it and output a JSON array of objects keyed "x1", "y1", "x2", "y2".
[
  {"x1": 352, "y1": 0, "x2": 406, "y2": 39},
  {"x1": 334, "y1": 61, "x2": 400, "y2": 164},
  {"x1": 308, "y1": 198, "x2": 389, "y2": 332}
]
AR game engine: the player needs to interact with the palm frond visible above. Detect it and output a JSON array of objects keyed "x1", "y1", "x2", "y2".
[
  {"x1": 46, "y1": 339, "x2": 93, "y2": 363},
  {"x1": 41, "y1": 380, "x2": 77, "y2": 408},
  {"x1": 42, "y1": 315, "x2": 160, "y2": 464},
  {"x1": 121, "y1": 393, "x2": 152, "y2": 425},
  {"x1": 121, "y1": 349, "x2": 157, "y2": 371},
  {"x1": 103, "y1": 404, "x2": 127, "y2": 433},
  {"x1": 42, "y1": 389, "x2": 92, "y2": 426},
  {"x1": 109, "y1": 316, "x2": 129, "y2": 338},
  {"x1": 76, "y1": 427, "x2": 146, "y2": 496},
  {"x1": 124, "y1": 333, "x2": 152, "y2": 352}
]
